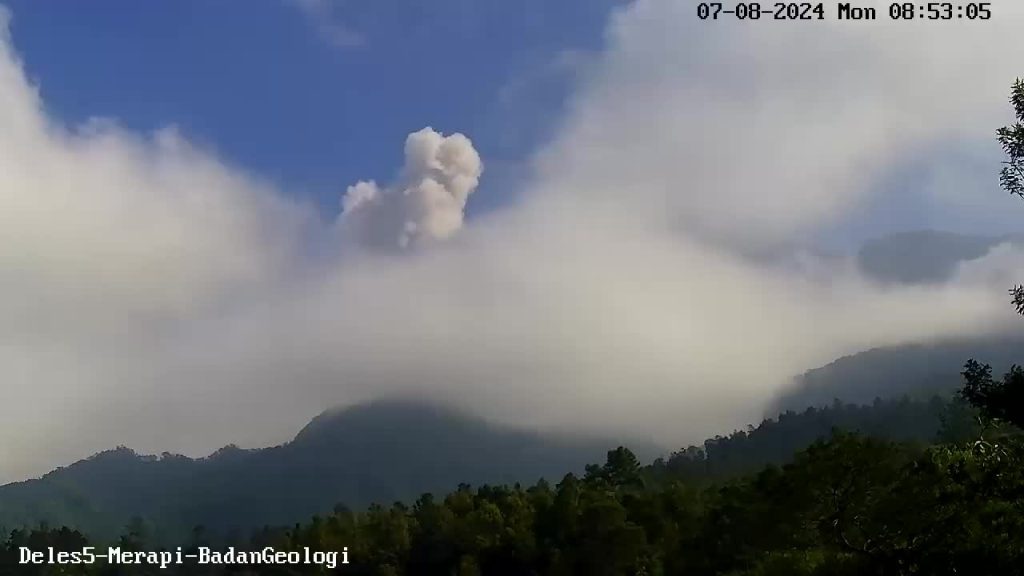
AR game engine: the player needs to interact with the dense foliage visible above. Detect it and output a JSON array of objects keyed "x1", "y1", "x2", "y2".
[
  {"x1": 2, "y1": 388, "x2": 1018, "y2": 575},
  {"x1": 0, "y1": 395, "x2": 959, "y2": 548},
  {"x1": 961, "y1": 360, "x2": 1024, "y2": 428},
  {"x1": 3, "y1": 427, "x2": 1022, "y2": 574},
  {"x1": 999, "y1": 78, "x2": 1024, "y2": 313}
]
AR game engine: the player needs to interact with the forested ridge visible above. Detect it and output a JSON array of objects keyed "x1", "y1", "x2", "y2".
[
  {"x1": 770, "y1": 331, "x2": 1024, "y2": 413},
  {"x1": 2, "y1": 386, "x2": 1021, "y2": 575},
  {"x1": 0, "y1": 401, "x2": 626, "y2": 545},
  {"x1": 0, "y1": 394, "x2": 958, "y2": 548}
]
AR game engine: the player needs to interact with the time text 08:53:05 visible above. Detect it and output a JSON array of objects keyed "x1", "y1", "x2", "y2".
[{"x1": 697, "y1": 3, "x2": 993, "y2": 21}]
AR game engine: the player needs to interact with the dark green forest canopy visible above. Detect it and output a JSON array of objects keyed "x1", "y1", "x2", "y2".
[
  {"x1": 2, "y1": 400, "x2": 1021, "y2": 576},
  {"x1": 0, "y1": 394, "x2": 962, "y2": 548},
  {"x1": 4, "y1": 388, "x2": 1020, "y2": 576}
]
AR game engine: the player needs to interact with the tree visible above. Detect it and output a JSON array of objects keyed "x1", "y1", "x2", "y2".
[
  {"x1": 960, "y1": 360, "x2": 1024, "y2": 429},
  {"x1": 997, "y1": 79, "x2": 1024, "y2": 314},
  {"x1": 585, "y1": 447, "x2": 643, "y2": 489},
  {"x1": 956, "y1": 80, "x2": 1024, "y2": 434}
]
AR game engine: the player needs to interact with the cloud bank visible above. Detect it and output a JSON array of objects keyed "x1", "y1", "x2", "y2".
[{"x1": 2, "y1": 1, "x2": 1024, "y2": 482}]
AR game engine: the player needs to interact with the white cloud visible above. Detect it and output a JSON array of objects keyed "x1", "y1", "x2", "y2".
[
  {"x1": 2, "y1": 0, "x2": 1024, "y2": 483},
  {"x1": 533, "y1": 0, "x2": 1024, "y2": 251},
  {"x1": 340, "y1": 127, "x2": 482, "y2": 248}
]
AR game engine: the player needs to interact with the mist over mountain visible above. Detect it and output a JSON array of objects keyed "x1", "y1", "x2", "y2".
[
  {"x1": 4, "y1": 1, "x2": 1024, "y2": 484},
  {"x1": 3, "y1": 0, "x2": 1024, "y2": 570},
  {"x1": 770, "y1": 331, "x2": 1024, "y2": 414},
  {"x1": 0, "y1": 393, "x2": 963, "y2": 552},
  {"x1": 756, "y1": 230, "x2": 1023, "y2": 413},
  {"x1": 0, "y1": 401, "x2": 641, "y2": 544}
]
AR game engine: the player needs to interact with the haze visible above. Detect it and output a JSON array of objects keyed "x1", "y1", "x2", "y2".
[{"x1": 2, "y1": 0, "x2": 1024, "y2": 483}]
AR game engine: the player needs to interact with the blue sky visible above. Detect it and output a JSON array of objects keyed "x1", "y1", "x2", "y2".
[
  {"x1": 4, "y1": 0, "x2": 1015, "y2": 244},
  {"x1": 2, "y1": 0, "x2": 623, "y2": 216}
]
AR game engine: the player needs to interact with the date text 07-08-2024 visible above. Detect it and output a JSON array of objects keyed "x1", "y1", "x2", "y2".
[{"x1": 697, "y1": 3, "x2": 993, "y2": 21}]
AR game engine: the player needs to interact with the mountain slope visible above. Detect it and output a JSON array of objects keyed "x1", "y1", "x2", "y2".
[
  {"x1": 770, "y1": 333, "x2": 1024, "y2": 413},
  {"x1": 767, "y1": 230, "x2": 1024, "y2": 412},
  {"x1": 0, "y1": 401, "x2": 621, "y2": 544}
]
